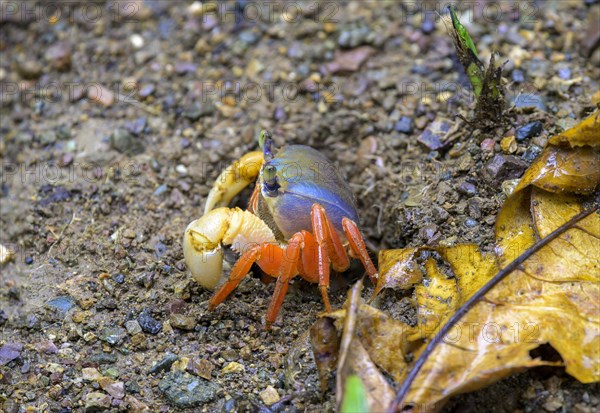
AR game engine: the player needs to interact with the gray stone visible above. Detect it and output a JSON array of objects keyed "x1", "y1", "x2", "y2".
[
  {"x1": 522, "y1": 145, "x2": 543, "y2": 162},
  {"x1": 0, "y1": 342, "x2": 23, "y2": 365},
  {"x1": 39, "y1": 131, "x2": 57, "y2": 145},
  {"x1": 47, "y1": 295, "x2": 77, "y2": 317},
  {"x1": 395, "y1": 116, "x2": 414, "y2": 134},
  {"x1": 159, "y1": 371, "x2": 219, "y2": 408},
  {"x1": 138, "y1": 309, "x2": 161, "y2": 334},
  {"x1": 149, "y1": 353, "x2": 179, "y2": 374},
  {"x1": 516, "y1": 121, "x2": 543, "y2": 141},
  {"x1": 417, "y1": 120, "x2": 451, "y2": 151},
  {"x1": 85, "y1": 392, "x2": 111, "y2": 412},
  {"x1": 184, "y1": 101, "x2": 214, "y2": 120},
  {"x1": 458, "y1": 181, "x2": 477, "y2": 197},
  {"x1": 110, "y1": 128, "x2": 144, "y2": 155},
  {"x1": 101, "y1": 326, "x2": 127, "y2": 346},
  {"x1": 125, "y1": 320, "x2": 142, "y2": 335}
]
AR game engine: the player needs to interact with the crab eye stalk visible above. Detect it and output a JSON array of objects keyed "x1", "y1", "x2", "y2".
[
  {"x1": 258, "y1": 130, "x2": 273, "y2": 161},
  {"x1": 263, "y1": 164, "x2": 279, "y2": 194}
]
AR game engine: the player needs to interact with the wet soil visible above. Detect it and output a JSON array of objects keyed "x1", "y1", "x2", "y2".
[{"x1": 1, "y1": 1, "x2": 599, "y2": 412}]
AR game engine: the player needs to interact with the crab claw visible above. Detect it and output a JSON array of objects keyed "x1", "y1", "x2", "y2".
[
  {"x1": 183, "y1": 207, "x2": 276, "y2": 289},
  {"x1": 204, "y1": 151, "x2": 264, "y2": 214}
]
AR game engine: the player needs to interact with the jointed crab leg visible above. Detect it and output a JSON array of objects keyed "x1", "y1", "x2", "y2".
[
  {"x1": 208, "y1": 243, "x2": 283, "y2": 310},
  {"x1": 342, "y1": 217, "x2": 378, "y2": 284},
  {"x1": 204, "y1": 151, "x2": 264, "y2": 214},
  {"x1": 310, "y1": 204, "x2": 378, "y2": 296},
  {"x1": 266, "y1": 232, "x2": 304, "y2": 328}
]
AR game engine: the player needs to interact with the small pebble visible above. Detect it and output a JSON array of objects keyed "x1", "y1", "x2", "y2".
[
  {"x1": 138, "y1": 309, "x2": 162, "y2": 334},
  {"x1": 101, "y1": 326, "x2": 127, "y2": 346},
  {"x1": 110, "y1": 129, "x2": 144, "y2": 155},
  {"x1": 98, "y1": 377, "x2": 125, "y2": 399},
  {"x1": 417, "y1": 120, "x2": 451, "y2": 151},
  {"x1": 130, "y1": 34, "x2": 144, "y2": 49},
  {"x1": 35, "y1": 340, "x2": 58, "y2": 354},
  {"x1": 522, "y1": 145, "x2": 543, "y2": 162},
  {"x1": 159, "y1": 371, "x2": 219, "y2": 408},
  {"x1": 88, "y1": 84, "x2": 115, "y2": 107},
  {"x1": 259, "y1": 385, "x2": 280, "y2": 406},
  {"x1": 558, "y1": 67, "x2": 571, "y2": 80},
  {"x1": 516, "y1": 121, "x2": 543, "y2": 141},
  {"x1": 0, "y1": 342, "x2": 23, "y2": 365},
  {"x1": 45, "y1": 41, "x2": 72, "y2": 71},
  {"x1": 149, "y1": 353, "x2": 179, "y2": 374},
  {"x1": 0, "y1": 244, "x2": 13, "y2": 264},
  {"x1": 512, "y1": 69, "x2": 525, "y2": 83},
  {"x1": 395, "y1": 116, "x2": 414, "y2": 134},
  {"x1": 175, "y1": 164, "x2": 188, "y2": 176},
  {"x1": 484, "y1": 155, "x2": 528, "y2": 184},
  {"x1": 46, "y1": 295, "x2": 77, "y2": 317},
  {"x1": 170, "y1": 314, "x2": 195, "y2": 331},
  {"x1": 138, "y1": 84, "x2": 155, "y2": 98},
  {"x1": 16, "y1": 59, "x2": 42, "y2": 79},
  {"x1": 464, "y1": 218, "x2": 478, "y2": 228},
  {"x1": 502, "y1": 179, "x2": 521, "y2": 197},
  {"x1": 186, "y1": 358, "x2": 213, "y2": 380},
  {"x1": 82, "y1": 367, "x2": 102, "y2": 381},
  {"x1": 85, "y1": 392, "x2": 111, "y2": 412},
  {"x1": 458, "y1": 181, "x2": 477, "y2": 197},
  {"x1": 112, "y1": 273, "x2": 125, "y2": 284},
  {"x1": 480, "y1": 138, "x2": 495, "y2": 152},
  {"x1": 154, "y1": 184, "x2": 168, "y2": 196},
  {"x1": 500, "y1": 135, "x2": 517, "y2": 153},
  {"x1": 221, "y1": 362, "x2": 245, "y2": 374}
]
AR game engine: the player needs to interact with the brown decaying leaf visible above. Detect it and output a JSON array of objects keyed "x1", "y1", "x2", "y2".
[
  {"x1": 334, "y1": 280, "x2": 395, "y2": 412},
  {"x1": 310, "y1": 317, "x2": 340, "y2": 395},
  {"x1": 310, "y1": 110, "x2": 600, "y2": 412}
]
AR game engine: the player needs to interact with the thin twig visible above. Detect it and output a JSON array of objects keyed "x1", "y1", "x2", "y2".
[
  {"x1": 387, "y1": 205, "x2": 598, "y2": 412},
  {"x1": 47, "y1": 212, "x2": 77, "y2": 257}
]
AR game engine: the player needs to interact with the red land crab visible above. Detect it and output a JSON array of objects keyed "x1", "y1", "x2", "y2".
[{"x1": 183, "y1": 131, "x2": 377, "y2": 328}]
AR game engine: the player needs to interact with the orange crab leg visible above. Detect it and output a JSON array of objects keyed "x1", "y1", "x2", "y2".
[
  {"x1": 298, "y1": 231, "x2": 319, "y2": 283},
  {"x1": 265, "y1": 233, "x2": 303, "y2": 328},
  {"x1": 208, "y1": 243, "x2": 283, "y2": 310},
  {"x1": 342, "y1": 217, "x2": 378, "y2": 284},
  {"x1": 311, "y1": 204, "x2": 355, "y2": 312}
]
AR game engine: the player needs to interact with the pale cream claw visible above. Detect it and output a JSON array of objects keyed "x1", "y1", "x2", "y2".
[
  {"x1": 204, "y1": 151, "x2": 264, "y2": 214},
  {"x1": 183, "y1": 207, "x2": 276, "y2": 290}
]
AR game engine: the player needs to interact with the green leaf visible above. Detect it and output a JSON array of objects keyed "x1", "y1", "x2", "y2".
[
  {"x1": 449, "y1": 6, "x2": 478, "y2": 58},
  {"x1": 446, "y1": 5, "x2": 505, "y2": 125},
  {"x1": 341, "y1": 375, "x2": 369, "y2": 413}
]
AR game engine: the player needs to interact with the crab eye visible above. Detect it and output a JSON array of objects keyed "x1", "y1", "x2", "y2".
[
  {"x1": 259, "y1": 130, "x2": 273, "y2": 160},
  {"x1": 263, "y1": 165, "x2": 279, "y2": 192}
]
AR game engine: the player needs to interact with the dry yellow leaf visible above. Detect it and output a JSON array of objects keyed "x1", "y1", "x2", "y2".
[
  {"x1": 514, "y1": 146, "x2": 600, "y2": 195},
  {"x1": 374, "y1": 248, "x2": 424, "y2": 297},
  {"x1": 548, "y1": 109, "x2": 599, "y2": 148}
]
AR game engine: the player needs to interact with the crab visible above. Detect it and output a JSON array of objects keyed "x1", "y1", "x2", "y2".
[{"x1": 183, "y1": 131, "x2": 377, "y2": 328}]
